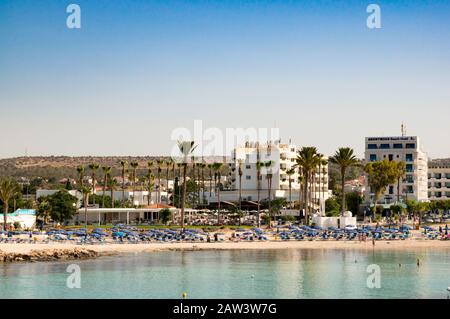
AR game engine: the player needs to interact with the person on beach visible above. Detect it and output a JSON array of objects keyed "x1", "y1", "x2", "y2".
[{"x1": 372, "y1": 237, "x2": 375, "y2": 247}]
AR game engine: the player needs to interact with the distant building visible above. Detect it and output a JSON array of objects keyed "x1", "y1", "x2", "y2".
[
  {"x1": 364, "y1": 135, "x2": 428, "y2": 203},
  {"x1": 428, "y1": 159, "x2": 450, "y2": 201}
]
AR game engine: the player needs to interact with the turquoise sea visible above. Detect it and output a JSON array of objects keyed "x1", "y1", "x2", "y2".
[{"x1": 1, "y1": 249, "x2": 449, "y2": 299}]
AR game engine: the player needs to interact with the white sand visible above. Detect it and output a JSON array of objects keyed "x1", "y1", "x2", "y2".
[{"x1": 1, "y1": 239, "x2": 450, "y2": 256}]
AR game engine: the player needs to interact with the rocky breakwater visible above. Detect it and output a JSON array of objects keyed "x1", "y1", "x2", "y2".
[{"x1": 0, "y1": 248, "x2": 100, "y2": 263}]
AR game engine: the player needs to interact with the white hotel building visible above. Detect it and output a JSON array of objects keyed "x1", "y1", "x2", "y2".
[
  {"x1": 428, "y1": 159, "x2": 450, "y2": 201},
  {"x1": 221, "y1": 142, "x2": 330, "y2": 208},
  {"x1": 364, "y1": 136, "x2": 428, "y2": 204}
]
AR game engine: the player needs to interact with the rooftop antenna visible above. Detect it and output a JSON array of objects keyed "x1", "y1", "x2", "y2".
[{"x1": 401, "y1": 122, "x2": 406, "y2": 137}]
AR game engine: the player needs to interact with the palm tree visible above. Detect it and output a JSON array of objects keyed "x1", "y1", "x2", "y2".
[
  {"x1": 81, "y1": 187, "x2": 91, "y2": 228},
  {"x1": 329, "y1": 147, "x2": 359, "y2": 215},
  {"x1": 207, "y1": 164, "x2": 213, "y2": 197},
  {"x1": 177, "y1": 163, "x2": 182, "y2": 207},
  {"x1": 145, "y1": 172, "x2": 155, "y2": 206},
  {"x1": 286, "y1": 168, "x2": 295, "y2": 209},
  {"x1": 295, "y1": 147, "x2": 321, "y2": 224},
  {"x1": 101, "y1": 166, "x2": 112, "y2": 208},
  {"x1": 213, "y1": 162, "x2": 224, "y2": 225},
  {"x1": 88, "y1": 163, "x2": 100, "y2": 205},
  {"x1": 146, "y1": 161, "x2": 154, "y2": 203},
  {"x1": 119, "y1": 160, "x2": 128, "y2": 206},
  {"x1": 76, "y1": 165, "x2": 85, "y2": 189},
  {"x1": 298, "y1": 174, "x2": 305, "y2": 215},
  {"x1": 395, "y1": 161, "x2": 406, "y2": 203},
  {"x1": 321, "y1": 159, "x2": 328, "y2": 212},
  {"x1": 0, "y1": 178, "x2": 21, "y2": 231},
  {"x1": 177, "y1": 140, "x2": 197, "y2": 229},
  {"x1": 200, "y1": 163, "x2": 206, "y2": 205},
  {"x1": 165, "y1": 160, "x2": 171, "y2": 204},
  {"x1": 130, "y1": 161, "x2": 139, "y2": 206},
  {"x1": 156, "y1": 159, "x2": 164, "y2": 204},
  {"x1": 237, "y1": 159, "x2": 244, "y2": 212},
  {"x1": 108, "y1": 175, "x2": 118, "y2": 208},
  {"x1": 256, "y1": 160, "x2": 264, "y2": 227},
  {"x1": 264, "y1": 160, "x2": 274, "y2": 228}
]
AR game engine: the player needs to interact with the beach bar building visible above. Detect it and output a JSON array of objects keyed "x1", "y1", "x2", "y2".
[
  {"x1": 73, "y1": 204, "x2": 177, "y2": 225},
  {"x1": 0, "y1": 209, "x2": 37, "y2": 229}
]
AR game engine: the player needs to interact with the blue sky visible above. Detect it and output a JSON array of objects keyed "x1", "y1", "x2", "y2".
[{"x1": 0, "y1": 0, "x2": 449, "y2": 158}]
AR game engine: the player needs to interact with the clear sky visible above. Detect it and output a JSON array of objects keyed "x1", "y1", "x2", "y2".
[{"x1": 1, "y1": 0, "x2": 449, "y2": 159}]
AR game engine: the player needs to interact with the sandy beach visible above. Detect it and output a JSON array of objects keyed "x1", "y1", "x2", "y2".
[{"x1": 2, "y1": 239, "x2": 450, "y2": 258}]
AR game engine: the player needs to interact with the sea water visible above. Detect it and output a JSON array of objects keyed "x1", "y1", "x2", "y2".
[{"x1": 0, "y1": 249, "x2": 449, "y2": 299}]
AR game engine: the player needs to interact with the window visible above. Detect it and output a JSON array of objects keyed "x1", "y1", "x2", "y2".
[
  {"x1": 245, "y1": 165, "x2": 251, "y2": 169},
  {"x1": 380, "y1": 144, "x2": 390, "y2": 149},
  {"x1": 393, "y1": 143, "x2": 403, "y2": 149},
  {"x1": 389, "y1": 186, "x2": 394, "y2": 194},
  {"x1": 405, "y1": 143, "x2": 416, "y2": 149},
  {"x1": 368, "y1": 144, "x2": 377, "y2": 149},
  {"x1": 446, "y1": 173, "x2": 450, "y2": 179},
  {"x1": 407, "y1": 186, "x2": 414, "y2": 193},
  {"x1": 369, "y1": 154, "x2": 377, "y2": 162},
  {"x1": 405, "y1": 154, "x2": 413, "y2": 162},
  {"x1": 434, "y1": 173, "x2": 442, "y2": 179},
  {"x1": 388, "y1": 154, "x2": 394, "y2": 161},
  {"x1": 406, "y1": 164, "x2": 413, "y2": 173},
  {"x1": 406, "y1": 175, "x2": 414, "y2": 183},
  {"x1": 246, "y1": 176, "x2": 251, "y2": 180}
]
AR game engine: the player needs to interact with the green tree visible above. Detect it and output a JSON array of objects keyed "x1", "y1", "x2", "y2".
[
  {"x1": 88, "y1": 163, "x2": 100, "y2": 205},
  {"x1": 329, "y1": 147, "x2": 359, "y2": 215},
  {"x1": 264, "y1": 160, "x2": 275, "y2": 228},
  {"x1": 237, "y1": 159, "x2": 244, "y2": 213},
  {"x1": 0, "y1": 178, "x2": 21, "y2": 230},
  {"x1": 212, "y1": 162, "x2": 224, "y2": 225},
  {"x1": 365, "y1": 160, "x2": 398, "y2": 212},
  {"x1": 394, "y1": 161, "x2": 406, "y2": 203},
  {"x1": 129, "y1": 161, "x2": 139, "y2": 206},
  {"x1": 101, "y1": 166, "x2": 112, "y2": 208},
  {"x1": 46, "y1": 190, "x2": 78, "y2": 223},
  {"x1": 119, "y1": 160, "x2": 128, "y2": 206},
  {"x1": 37, "y1": 199, "x2": 51, "y2": 224},
  {"x1": 345, "y1": 191, "x2": 363, "y2": 216},
  {"x1": 325, "y1": 197, "x2": 340, "y2": 217},
  {"x1": 76, "y1": 165, "x2": 85, "y2": 189},
  {"x1": 177, "y1": 140, "x2": 197, "y2": 229},
  {"x1": 286, "y1": 168, "x2": 296, "y2": 209},
  {"x1": 159, "y1": 208, "x2": 172, "y2": 225},
  {"x1": 295, "y1": 146, "x2": 321, "y2": 223}
]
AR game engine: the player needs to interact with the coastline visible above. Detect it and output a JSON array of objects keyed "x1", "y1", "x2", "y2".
[{"x1": 1, "y1": 240, "x2": 450, "y2": 263}]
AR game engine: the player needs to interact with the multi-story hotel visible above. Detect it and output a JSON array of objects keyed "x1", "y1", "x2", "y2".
[
  {"x1": 364, "y1": 135, "x2": 428, "y2": 204},
  {"x1": 225, "y1": 141, "x2": 329, "y2": 209},
  {"x1": 428, "y1": 159, "x2": 450, "y2": 201}
]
